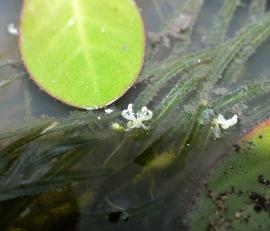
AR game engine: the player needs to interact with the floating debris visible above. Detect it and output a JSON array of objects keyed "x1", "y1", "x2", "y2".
[
  {"x1": 121, "y1": 104, "x2": 153, "y2": 131},
  {"x1": 148, "y1": 13, "x2": 193, "y2": 47},
  {"x1": 232, "y1": 143, "x2": 241, "y2": 153}
]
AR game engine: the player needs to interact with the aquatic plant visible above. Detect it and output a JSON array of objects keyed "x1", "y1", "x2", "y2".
[
  {"x1": 20, "y1": 0, "x2": 145, "y2": 109},
  {"x1": 1, "y1": 0, "x2": 270, "y2": 230},
  {"x1": 189, "y1": 120, "x2": 270, "y2": 230}
]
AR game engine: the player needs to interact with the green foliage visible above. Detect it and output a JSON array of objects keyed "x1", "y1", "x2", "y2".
[
  {"x1": 248, "y1": 0, "x2": 267, "y2": 21},
  {"x1": 20, "y1": 0, "x2": 145, "y2": 109},
  {"x1": 208, "y1": 0, "x2": 241, "y2": 46},
  {"x1": 189, "y1": 121, "x2": 270, "y2": 230},
  {"x1": 1, "y1": 0, "x2": 270, "y2": 230}
]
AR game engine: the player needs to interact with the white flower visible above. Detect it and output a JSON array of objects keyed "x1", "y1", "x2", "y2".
[
  {"x1": 214, "y1": 114, "x2": 238, "y2": 129},
  {"x1": 211, "y1": 114, "x2": 238, "y2": 138},
  {"x1": 121, "y1": 104, "x2": 153, "y2": 131}
]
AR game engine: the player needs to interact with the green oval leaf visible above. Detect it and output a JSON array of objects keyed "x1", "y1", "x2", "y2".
[
  {"x1": 20, "y1": 0, "x2": 145, "y2": 109},
  {"x1": 189, "y1": 119, "x2": 270, "y2": 230}
]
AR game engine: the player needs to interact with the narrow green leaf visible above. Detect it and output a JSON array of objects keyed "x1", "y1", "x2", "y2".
[
  {"x1": 221, "y1": 20, "x2": 270, "y2": 86},
  {"x1": 0, "y1": 181, "x2": 69, "y2": 202},
  {"x1": 165, "y1": 0, "x2": 205, "y2": 54},
  {"x1": 214, "y1": 81, "x2": 270, "y2": 112},
  {"x1": 208, "y1": 0, "x2": 241, "y2": 46},
  {"x1": 153, "y1": 65, "x2": 209, "y2": 124},
  {"x1": 51, "y1": 169, "x2": 114, "y2": 182},
  {"x1": 248, "y1": 0, "x2": 267, "y2": 21},
  {"x1": 0, "y1": 120, "x2": 55, "y2": 155},
  {"x1": 135, "y1": 48, "x2": 215, "y2": 108}
]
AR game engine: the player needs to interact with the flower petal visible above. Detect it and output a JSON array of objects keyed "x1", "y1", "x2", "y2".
[{"x1": 143, "y1": 110, "x2": 153, "y2": 121}]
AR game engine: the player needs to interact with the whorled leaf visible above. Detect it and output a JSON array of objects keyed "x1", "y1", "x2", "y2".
[{"x1": 20, "y1": 0, "x2": 145, "y2": 109}]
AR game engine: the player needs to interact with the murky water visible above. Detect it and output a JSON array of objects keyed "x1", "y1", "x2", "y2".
[{"x1": 1, "y1": 0, "x2": 270, "y2": 230}]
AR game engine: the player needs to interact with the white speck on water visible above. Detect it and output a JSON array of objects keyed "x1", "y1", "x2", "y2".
[
  {"x1": 198, "y1": 59, "x2": 201, "y2": 63},
  {"x1": 67, "y1": 19, "x2": 75, "y2": 27},
  {"x1": 105, "y1": 108, "x2": 114, "y2": 114},
  {"x1": 7, "y1": 23, "x2": 19, "y2": 36},
  {"x1": 98, "y1": 116, "x2": 101, "y2": 120}
]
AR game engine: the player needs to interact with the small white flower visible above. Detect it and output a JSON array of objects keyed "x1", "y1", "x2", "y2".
[
  {"x1": 211, "y1": 114, "x2": 238, "y2": 138},
  {"x1": 214, "y1": 114, "x2": 238, "y2": 129},
  {"x1": 121, "y1": 104, "x2": 153, "y2": 131},
  {"x1": 7, "y1": 23, "x2": 19, "y2": 36}
]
